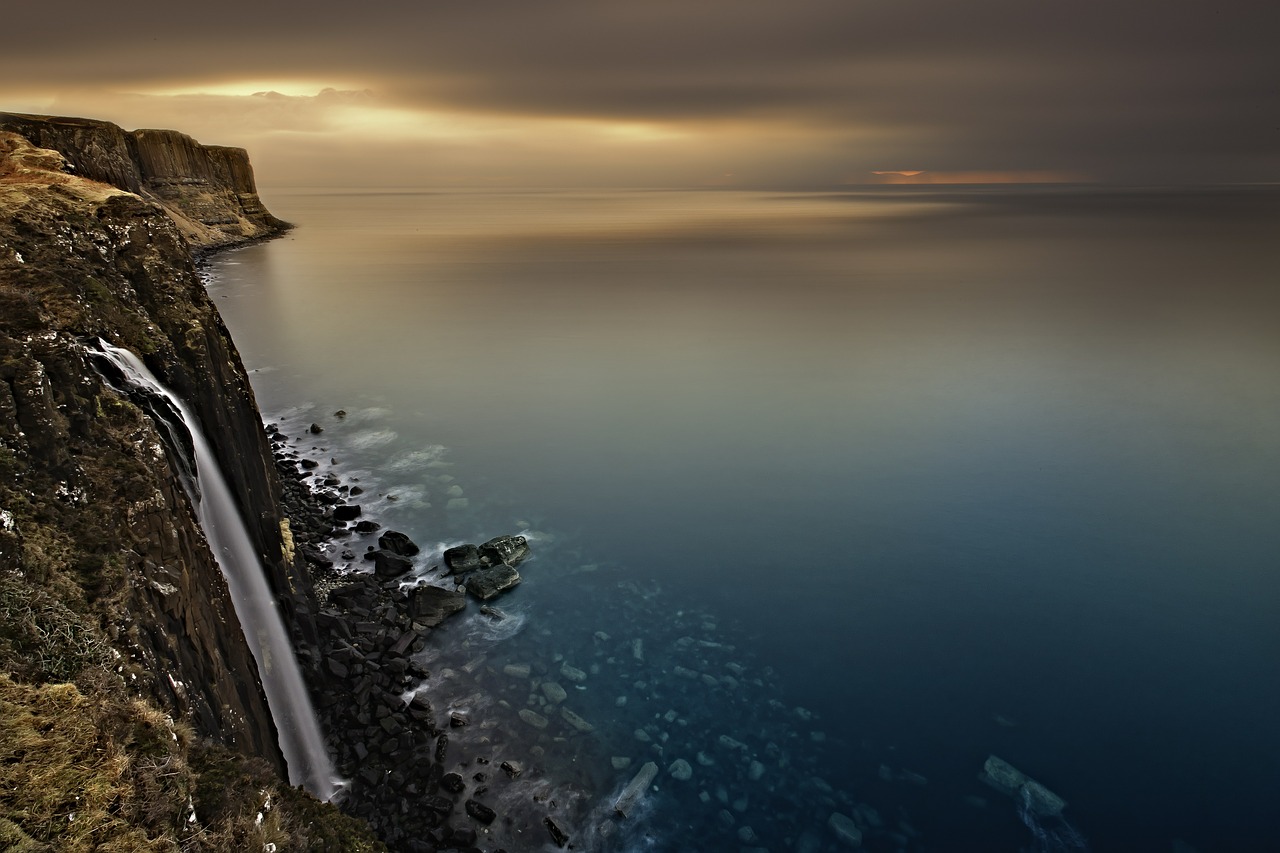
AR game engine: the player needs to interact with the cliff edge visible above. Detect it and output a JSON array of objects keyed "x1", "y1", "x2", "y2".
[
  {"x1": 0, "y1": 112, "x2": 288, "y2": 252},
  {"x1": 0, "y1": 129, "x2": 377, "y2": 849}
]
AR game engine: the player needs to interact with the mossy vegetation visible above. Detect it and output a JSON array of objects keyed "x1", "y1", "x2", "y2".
[{"x1": 0, "y1": 677, "x2": 384, "y2": 852}]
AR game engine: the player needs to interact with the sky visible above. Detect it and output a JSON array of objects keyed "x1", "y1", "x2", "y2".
[{"x1": 2, "y1": 0, "x2": 1277, "y2": 188}]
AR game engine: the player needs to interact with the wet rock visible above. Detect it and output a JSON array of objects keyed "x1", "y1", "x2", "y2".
[
  {"x1": 449, "y1": 712, "x2": 468, "y2": 728},
  {"x1": 737, "y1": 825, "x2": 759, "y2": 844},
  {"x1": 500, "y1": 760, "x2": 522, "y2": 778},
  {"x1": 443, "y1": 543, "x2": 484, "y2": 574},
  {"x1": 503, "y1": 663, "x2": 532, "y2": 678},
  {"x1": 748, "y1": 759, "x2": 765, "y2": 781},
  {"x1": 541, "y1": 681, "x2": 568, "y2": 704},
  {"x1": 378, "y1": 529, "x2": 420, "y2": 556},
  {"x1": 441, "y1": 772, "x2": 466, "y2": 794},
  {"x1": 353, "y1": 520, "x2": 381, "y2": 534},
  {"x1": 405, "y1": 585, "x2": 467, "y2": 627},
  {"x1": 828, "y1": 812, "x2": 863, "y2": 847},
  {"x1": 365, "y1": 548, "x2": 413, "y2": 579},
  {"x1": 464, "y1": 799, "x2": 496, "y2": 825},
  {"x1": 668, "y1": 758, "x2": 693, "y2": 781},
  {"x1": 544, "y1": 816, "x2": 569, "y2": 848},
  {"x1": 309, "y1": 423, "x2": 324, "y2": 434},
  {"x1": 478, "y1": 534, "x2": 529, "y2": 567},
  {"x1": 464, "y1": 565, "x2": 521, "y2": 600},
  {"x1": 333, "y1": 504, "x2": 362, "y2": 521},
  {"x1": 612, "y1": 756, "x2": 632, "y2": 770},
  {"x1": 447, "y1": 826, "x2": 477, "y2": 847}
]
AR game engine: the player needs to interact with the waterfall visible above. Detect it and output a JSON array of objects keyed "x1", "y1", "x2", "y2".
[{"x1": 92, "y1": 340, "x2": 338, "y2": 800}]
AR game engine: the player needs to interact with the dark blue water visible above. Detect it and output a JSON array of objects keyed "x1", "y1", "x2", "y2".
[{"x1": 209, "y1": 187, "x2": 1280, "y2": 852}]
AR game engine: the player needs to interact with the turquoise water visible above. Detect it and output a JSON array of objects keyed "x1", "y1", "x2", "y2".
[{"x1": 209, "y1": 187, "x2": 1280, "y2": 852}]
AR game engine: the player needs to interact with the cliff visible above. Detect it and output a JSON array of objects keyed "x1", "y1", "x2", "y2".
[
  {"x1": 0, "y1": 129, "x2": 374, "y2": 849},
  {"x1": 0, "y1": 112, "x2": 288, "y2": 252}
]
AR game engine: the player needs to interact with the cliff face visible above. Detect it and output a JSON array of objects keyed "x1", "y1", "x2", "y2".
[
  {"x1": 0, "y1": 112, "x2": 288, "y2": 251},
  {"x1": 0, "y1": 129, "x2": 301, "y2": 768}
]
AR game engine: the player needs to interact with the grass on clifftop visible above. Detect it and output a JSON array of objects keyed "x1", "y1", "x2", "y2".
[{"x1": 0, "y1": 676, "x2": 384, "y2": 853}]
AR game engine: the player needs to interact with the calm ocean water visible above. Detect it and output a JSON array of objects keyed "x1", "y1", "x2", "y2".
[{"x1": 209, "y1": 188, "x2": 1280, "y2": 852}]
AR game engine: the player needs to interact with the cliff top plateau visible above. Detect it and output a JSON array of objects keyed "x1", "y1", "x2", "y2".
[{"x1": 0, "y1": 112, "x2": 288, "y2": 252}]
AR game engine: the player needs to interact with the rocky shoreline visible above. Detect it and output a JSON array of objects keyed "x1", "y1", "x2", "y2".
[{"x1": 267, "y1": 420, "x2": 575, "y2": 853}]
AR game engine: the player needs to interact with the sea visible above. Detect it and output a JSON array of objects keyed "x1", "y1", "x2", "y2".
[{"x1": 206, "y1": 186, "x2": 1280, "y2": 853}]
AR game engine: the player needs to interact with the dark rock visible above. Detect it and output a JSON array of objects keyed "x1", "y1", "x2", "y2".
[
  {"x1": 300, "y1": 458, "x2": 320, "y2": 469},
  {"x1": 447, "y1": 827, "x2": 477, "y2": 847},
  {"x1": 478, "y1": 535, "x2": 530, "y2": 568},
  {"x1": 378, "y1": 529, "x2": 420, "y2": 557},
  {"x1": 443, "y1": 543, "x2": 484, "y2": 574},
  {"x1": 354, "y1": 519, "x2": 381, "y2": 534},
  {"x1": 364, "y1": 549, "x2": 413, "y2": 579},
  {"x1": 333, "y1": 504, "x2": 362, "y2": 521},
  {"x1": 441, "y1": 772, "x2": 466, "y2": 794},
  {"x1": 406, "y1": 585, "x2": 467, "y2": 627},
  {"x1": 309, "y1": 423, "x2": 323, "y2": 433},
  {"x1": 465, "y1": 799, "x2": 496, "y2": 825},
  {"x1": 544, "y1": 816, "x2": 569, "y2": 848},
  {"x1": 464, "y1": 565, "x2": 521, "y2": 601},
  {"x1": 424, "y1": 795, "x2": 453, "y2": 815},
  {"x1": 299, "y1": 545, "x2": 333, "y2": 568},
  {"x1": 450, "y1": 712, "x2": 468, "y2": 728},
  {"x1": 500, "y1": 760, "x2": 522, "y2": 779},
  {"x1": 436, "y1": 734, "x2": 450, "y2": 764}
]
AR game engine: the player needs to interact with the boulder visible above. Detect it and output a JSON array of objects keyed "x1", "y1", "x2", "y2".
[
  {"x1": 464, "y1": 799, "x2": 496, "y2": 825},
  {"x1": 443, "y1": 543, "x2": 483, "y2": 574},
  {"x1": 332, "y1": 504, "x2": 361, "y2": 521},
  {"x1": 365, "y1": 549, "x2": 413, "y2": 579},
  {"x1": 668, "y1": 759, "x2": 693, "y2": 781},
  {"x1": 405, "y1": 585, "x2": 466, "y2": 627},
  {"x1": 464, "y1": 565, "x2": 521, "y2": 600},
  {"x1": 478, "y1": 534, "x2": 530, "y2": 567},
  {"x1": 378, "y1": 530, "x2": 420, "y2": 556}
]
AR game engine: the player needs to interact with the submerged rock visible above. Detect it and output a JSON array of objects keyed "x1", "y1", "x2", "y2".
[
  {"x1": 561, "y1": 707, "x2": 595, "y2": 733},
  {"x1": 978, "y1": 755, "x2": 1067, "y2": 816},
  {"x1": 615, "y1": 761, "x2": 660, "y2": 818},
  {"x1": 668, "y1": 758, "x2": 693, "y2": 780},
  {"x1": 828, "y1": 811, "x2": 863, "y2": 847},
  {"x1": 519, "y1": 709, "x2": 549, "y2": 729}
]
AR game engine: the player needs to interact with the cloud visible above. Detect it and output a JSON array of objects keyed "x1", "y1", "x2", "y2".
[{"x1": 2, "y1": 0, "x2": 1277, "y2": 185}]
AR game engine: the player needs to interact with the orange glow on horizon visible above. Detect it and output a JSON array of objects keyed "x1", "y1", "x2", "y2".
[{"x1": 864, "y1": 170, "x2": 1087, "y2": 185}]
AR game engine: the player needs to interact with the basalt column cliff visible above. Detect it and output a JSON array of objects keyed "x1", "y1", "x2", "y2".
[{"x1": 0, "y1": 116, "x2": 377, "y2": 850}]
